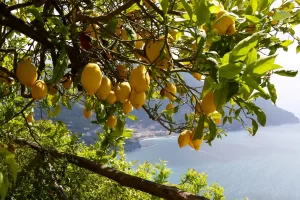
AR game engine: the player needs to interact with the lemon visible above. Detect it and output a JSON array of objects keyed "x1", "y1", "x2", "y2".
[
  {"x1": 165, "y1": 82, "x2": 177, "y2": 101},
  {"x1": 81, "y1": 63, "x2": 102, "y2": 96},
  {"x1": 192, "y1": 73, "x2": 202, "y2": 81},
  {"x1": 166, "y1": 103, "x2": 174, "y2": 110},
  {"x1": 123, "y1": 100, "x2": 133, "y2": 115},
  {"x1": 178, "y1": 130, "x2": 192, "y2": 148},
  {"x1": 214, "y1": 118, "x2": 221, "y2": 125},
  {"x1": 31, "y1": 80, "x2": 48, "y2": 100},
  {"x1": 129, "y1": 90, "x2": 146, "y2": 110},
  {"x1": 83, "y1": 108, "x2": 92, "y2": 119},
  {"x1": 129, "y1": 65, "x2": 150, "y2": 92},
  {"x1": 201, "y1": 92, "x2": 216, "y2": 115},
  {"x1": 145, "y1": 39, "x2": 171, "y2": 65},
  {"x1": 85, "y1": 24, "x2": 100, "y2": 39},
  {"x1": 117, "y1": 65, "x2": 128, "y2": 79},
  {"x1": 96, "y1": 77, "x2": 112, "y2": 100},
  {"x1": 212, "y1": 12, "x2": 236, "y2": 36},
  {"x1": 189, "y1": 130, "x2": 204, "y2": 150},
  {"x1": 62, "y1": 76, "x2": 72, "y2": 89},
  {"x1": 106, "y1": 90, "x2": 117, "y2": 104},
  {"x1": 135, "y1": 34, "x2": 144, "y2": 49},
  {"x1": 115, "y1": 82, "x2": 131, "y2": 103},
  {"x1": 16, "y1": 59, "x2": 38, "y2": 87},
  {"x1": 107, "y1": 115, "x2": 117, "y2": 128},
  {"x1": 47, "y1": 84, "x2": 58, "y2": 95},
  {"x1": 26, "y1": 113, "x2": 34, "y2": 123}
]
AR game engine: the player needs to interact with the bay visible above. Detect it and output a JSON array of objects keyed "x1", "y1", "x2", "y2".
[{"x1": 126, "y1": 124, "x2": 300, "y2": 200}]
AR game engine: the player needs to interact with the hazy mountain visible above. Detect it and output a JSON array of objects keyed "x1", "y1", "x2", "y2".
[{"x1": 37, "y1": 73, "x2": 299, "y2": 151}]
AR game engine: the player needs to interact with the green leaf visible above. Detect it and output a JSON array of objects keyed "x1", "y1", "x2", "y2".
[
  {"x1": 200, "y1": 77, "x2": 213, "y2": 99},
  {"x1": 209, "y1": 65, "x2": 219, "y2": 84},
  {"x1": 111, "y1": 119, "x2": 124, "y2": 137},
  {"x1": 272, "y1": 10, "x2": 292, "y2": 21},
  {"x1": 123, "y1": 129, "x2": 133, "y2": 138},
  {"x1": 280, "y1": 40, "x2": 293, "y2": 47},
  {"x1": 48, "y1": 17, "x2": 64, "y2": 28},
  {"x1": 253, "y1": 106, "x2": 266, "y2": 126},
  {"x1": 227, "y1": 81, "x2": 240, "y2": 101},
  {"x1": 127, "y1": 114, "x2": 138, "y2": 121},
  {"x1": 246, "y1": 54, "x2": 281, "y2": 75},
  {"x1": 0, "y1": 148, "x2": 17, "y2": 185},
  {"x1": 245, "y1": 0, "x2": 258, "y2": 15},
  {"x1": 258, "y1": 0, "x2": 268, "y2": 11},
  {"x1": 193, "y1": 115, "x2": 205, "y2": 139},
  {"x1": 51, "y1": 49, "x2": 68, "y2": 84},
  {"x1": 194, "y1": 0, "x2": 211, "y2": 27},
  {"x1": 230, "y1": 32, "x2": 265, "y2": 62},
  {"x1": 214, "y1": 82, "x2": 228, "y2": 112},
  {"x1": 207, "y1": 118, "x2": 217, "y2": 144},
  {"x1": 296, "y1": 44, "x2": 300, "y2": 53},
  {"x1": 52, "y1": 104, "x2": 61, "y2": 117},
  {"x1": 181, "y1": 0, "x2": 193, "y2": 20},
  {"x1": 251, "y1": 118, "x2": 259, "y2": 136},
  {"x1": 274, "y1": 70, "x2": 298, "y2": 77},
  {"x1": 160, "y1": 0, "x2": 169, "y2": 16},
  {"x1": 126, "y1": 3, "x2": 140, "y2": 13},
  {"x1": 0, "y1": 175, "x2": 8, "y2": 200},
  {"x1": 219, "y1": 63, "x2": 244, "y2": 79},
  {"x1": 243, "y1": 76, "x2": 269, "y2": 98},
  {"x1": 244, "y1": 15, "x2": 260, "y2": 23},
  {"x1": 27, "y1": 8, "x2": 44, "y2": 23},
  {"x1": 267, "y1": 82, "x2": 277, "y2": 104},
  {"x1": 246, "y1": 48, "x2": 257, "y2": 65}
]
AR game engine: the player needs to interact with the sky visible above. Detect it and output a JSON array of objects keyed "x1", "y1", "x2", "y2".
[{"x1": 271, "y1": 22, "x2": 300, "y2": 118}]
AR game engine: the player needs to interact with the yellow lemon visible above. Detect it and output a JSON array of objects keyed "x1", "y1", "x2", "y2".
[
  {"x1": 105, "y1": 90, "x2": 117, "y2": 104},
  {"x1": 16, "y1": 59, "x2": 38, "y2": 87},
  {"x1": 85, "y1": 24, "x2": 101, "y2": 39},
  {"x1": 201, "y1": 92, "x2": 216, "y2": 115},
  {"x1": 117, "y1": 66, "x2": 128, "y2": 78},
  {"x1": 47, "y1": 84, "x2": 58, "y2": 95},
  {"x1": 129, "y1": 90, "x2": 146, "y2": 110},
  {"x1": 192, "y1": 73, "x2": 202, "y2": 81},
  {"x1": 117, "y1": 65, "x2": 128, "y2": 79},
  {"x1": 115, "y1": 82, "x2": 131, "y2": 103},
  {"x1": 145, "y1": 39, "x2": 171, "y2": 65},
  {"x1": 190, "y1": 130, "x2": 204, "y2": 150},
  {"x1": 26, "y1": 113, "x2": 34, "y2": 123},
  {"x1": 107, "y1": 115, "x2": 117, "y2": 128},
  {"x1": 81, "y1": 63, "x2": 102, "y2": 96},
  {"x1": 31, "y1": 80, "x2": 47, "y2": 100},
  {"x1": 166, "y1": 103, "x2": 174, "y2": 110},
  {"x1": 135, "y1": 34, "x2": 144, "y2": 49},
  {"x1": 123, "y1": 100, "x2": 133, "y2": 115},
  {"x1": 165, "y1": 82, "x2": 177, "y2": 101},
  {"x1": 212, "y1": 12, "x2": 236, "y2": 36},
  {"x1": 62, "y1": 76, "x2": 72, "y2": 89},
  {"x1": 129, "y1": 65, "x2": 150, "y2": 92},
  {"x1": 96, "y1": 77, "x2": 112, "y2": 100},
  {"x1": 178, "y1": 130, "x2": 192, "y2": 148},
  {"x1": 83, "y1": 108, "x2": 92, "y2": 119}
]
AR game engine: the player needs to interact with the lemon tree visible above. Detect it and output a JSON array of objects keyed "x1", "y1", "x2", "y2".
[{"x1": 0, "y1": 0, "x2": 299, "y2": 199}]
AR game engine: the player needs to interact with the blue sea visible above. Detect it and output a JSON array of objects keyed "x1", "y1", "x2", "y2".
[{"x1": 126, "y1": 124, "x2": 300, "y2": 200}]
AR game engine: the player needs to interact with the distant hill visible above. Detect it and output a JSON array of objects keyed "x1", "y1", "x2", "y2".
[{"x1": 36, "y1": 73, "x2": 299, "y2": 150}]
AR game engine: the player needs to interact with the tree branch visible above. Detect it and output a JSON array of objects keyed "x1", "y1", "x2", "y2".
[
  {"x1": 0, "y1": 3, "x2": 55, "y2": 49},
  {"x1": 15, "y1": 138, "x2": 208, "y2": 200}
]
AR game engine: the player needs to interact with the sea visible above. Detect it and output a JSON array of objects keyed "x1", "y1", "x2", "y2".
[{"x1": 126, "y1": 123, "x2": 300, "y2": 200}]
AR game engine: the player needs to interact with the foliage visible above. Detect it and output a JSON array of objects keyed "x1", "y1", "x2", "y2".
[{"x1": 0, "y1": 0, "x2": 299, "y2": 198}]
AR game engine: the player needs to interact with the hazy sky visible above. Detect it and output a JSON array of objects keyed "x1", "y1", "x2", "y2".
[{"x1": 271, "y1": 25, "x2": 300, "y2": 118}]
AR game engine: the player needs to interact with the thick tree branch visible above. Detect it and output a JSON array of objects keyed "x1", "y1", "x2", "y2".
[
  {"x1": 0, "y1": 3, "x2": 55, "y2": 49},
  {"x1": 15, "y1": 138, "x2": 208, "y2": 200}
]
